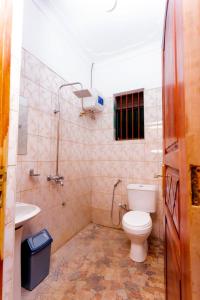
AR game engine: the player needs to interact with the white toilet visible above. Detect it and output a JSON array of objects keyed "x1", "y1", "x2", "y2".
[{"x1": 122, "y1": 183, "x2": 157, "y2": 262}]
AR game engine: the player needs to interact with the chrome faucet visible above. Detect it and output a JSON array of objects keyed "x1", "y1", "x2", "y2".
[{"x1": 47, "y1": 175, "x2": 64, "y2": 186}]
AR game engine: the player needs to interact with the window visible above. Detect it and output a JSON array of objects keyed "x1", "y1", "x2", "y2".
[{"x1": 114, "y1": 89, "x2": 144, "y2": 140}]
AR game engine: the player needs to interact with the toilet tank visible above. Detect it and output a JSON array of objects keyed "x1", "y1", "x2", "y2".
[{"x1": 127, "y1": 184, "x2": 157, "y2": 213}]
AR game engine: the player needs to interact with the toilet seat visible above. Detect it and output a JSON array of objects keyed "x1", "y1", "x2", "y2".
[
  {"x1": 122, "y1": 210, "x2": 153, "y2": 262},
  {"x1": 122, "y1": 211, "x2": 152, "y2": 230}
]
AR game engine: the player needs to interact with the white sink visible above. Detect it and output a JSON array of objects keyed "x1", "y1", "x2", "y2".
[{"x1": 15, "y1": 202, "x2": 41, "y2": 228}]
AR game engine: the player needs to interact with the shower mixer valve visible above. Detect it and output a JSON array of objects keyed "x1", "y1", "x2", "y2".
[{"x1": 47, "y1": 175, "x2": 64, "y2": 186}]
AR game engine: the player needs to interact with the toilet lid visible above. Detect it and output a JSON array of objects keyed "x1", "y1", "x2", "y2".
[{"x1": 123, "y1": 211, "x2": 151, "y2": 228}]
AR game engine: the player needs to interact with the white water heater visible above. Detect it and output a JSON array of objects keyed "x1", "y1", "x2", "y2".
[{"x1": 74, "y1": 88, "x2": 104, "y2": 112}]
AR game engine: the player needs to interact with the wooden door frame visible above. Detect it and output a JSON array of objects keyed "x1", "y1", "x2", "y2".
[
  {"x1": 174, "y1": 1, "x2": 191, "y2": 298},
  {"x1": 0, "y1": 0, "x2": 13, "y2": 298},
  {"x1": 162, "y1": 0, "x2": 191, "y2": 298}
]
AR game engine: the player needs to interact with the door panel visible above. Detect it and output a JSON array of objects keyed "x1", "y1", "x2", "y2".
[
  {"x1": 166, "y1": 222, "x2": 181, "y2": 300},
  {"x1": 163, "y1": 0, "x2": 177, "y2": 151},
  {"x1": 163, "y1": 0, "x2": 185, "y2": 299},
  {"x1": 163, "y1": 0, "x2": 192, "y2": 298},
  {"x1": 165, "y1": 167, "x2": 180, "y2": 235}
]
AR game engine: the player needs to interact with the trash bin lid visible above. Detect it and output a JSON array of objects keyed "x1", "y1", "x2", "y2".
[{"x1": 25, "y1": 229, "x2": 53, "y2": 254}]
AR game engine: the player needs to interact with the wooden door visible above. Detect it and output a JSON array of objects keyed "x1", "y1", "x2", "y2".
[
  {"x1": 163, "y1": 0, "x2": 191, "y2": 299},
  {"x1": 0, "y1": 0, "x2": 12, "y2": 298}
]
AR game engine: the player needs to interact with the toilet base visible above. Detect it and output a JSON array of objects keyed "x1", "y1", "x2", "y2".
[{"x1": 130, "y1": 240, "x2": 148, "y2": 262}]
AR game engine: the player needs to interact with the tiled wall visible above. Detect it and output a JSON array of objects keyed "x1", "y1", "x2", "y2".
[
  {"x1": 90, "y1": 88, "x2": 164, "y2": 240},
  {"x1": 17, "y1": 49, "x2": 92, "y2": 253}
]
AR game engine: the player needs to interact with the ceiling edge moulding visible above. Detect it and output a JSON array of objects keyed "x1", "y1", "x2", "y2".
[
  {"x1": 31, "y1": 0, "x2": 93, "y2": 65},
  {"x1": 83, "y1": 33, "x2": 162, "y2": 62},
  {"x1": 94, "y1": 41, "x2": 162, "y2": 66}
]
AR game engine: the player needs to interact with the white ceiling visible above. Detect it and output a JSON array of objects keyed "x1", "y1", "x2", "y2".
[{"x1": 34, "y1": 0, "x2": 166, "y2": 62}]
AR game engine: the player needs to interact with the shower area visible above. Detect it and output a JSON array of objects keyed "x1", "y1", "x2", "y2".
[
  {"x1": 17, "y1": 49, "x2": 93, "y2": 252},
  {"x1": 47, "y1": 81, "x2": 103, "y2": 186},
  {"x1": 17, "y1": 45, "x2": 125, "y2": 253}
]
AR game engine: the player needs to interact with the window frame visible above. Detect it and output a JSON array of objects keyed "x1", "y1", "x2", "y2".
[{"x1": 114, "y1": 88, "x2": 145, "y2": 141}]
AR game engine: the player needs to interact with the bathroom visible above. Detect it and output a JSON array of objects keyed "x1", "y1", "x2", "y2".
[{"x1": 1, "y1": 0, "x2": 200, "y2": 299}]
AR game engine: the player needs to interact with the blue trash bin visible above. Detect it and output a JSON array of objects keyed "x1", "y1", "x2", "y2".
[{"x1": 21, "y1": 229, "x2": 53, "y2": 290}]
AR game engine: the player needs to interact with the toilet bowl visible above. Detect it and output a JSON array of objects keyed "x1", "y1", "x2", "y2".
[
  {"x1": 123, "y1": 183, "x2": 157, "y2": 262},
  {"x1": 122, "y1": 211, "x2": 152, "y2": 262}
]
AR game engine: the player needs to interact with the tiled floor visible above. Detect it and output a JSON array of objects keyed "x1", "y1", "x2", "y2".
[{"x1": 22, "y1": 224, "x2": 165, "y2": 300}]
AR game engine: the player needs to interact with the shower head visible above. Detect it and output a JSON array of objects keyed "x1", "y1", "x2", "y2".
[
  {"x1": 73, "y1": 89, "x2": 92, "y2": 98},
  {"x1": 58, "y1": 82, "x2": 89, "y2": 110}
]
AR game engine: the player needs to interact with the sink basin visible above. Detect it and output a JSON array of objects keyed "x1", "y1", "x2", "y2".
[{"x1": 15, "y1": 202, "x2": 41, "y2": 228}]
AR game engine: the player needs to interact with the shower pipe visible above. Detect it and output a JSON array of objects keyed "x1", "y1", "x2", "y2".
[
  {"x1": 110, "y1": 179, "x2": 128, "y2": 226},
  {"x1": 91, "y1": 62, "x2": 94, "y2": 89},
  {"x1": 56, "y1": 82, "x2": 84, "y2": 175},
  {"x1": 47, "y1": 82, "x2": 84, "y2": 185},
  {"x1": 110, "y1": 179, "x2": 122, "y2": 226}
]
